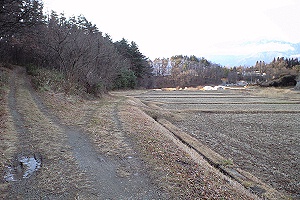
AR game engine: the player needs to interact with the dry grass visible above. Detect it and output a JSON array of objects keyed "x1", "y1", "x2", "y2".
[
  {"x1": 17, "y1": 74, "x2": 88, "y2": 194},
  {"x1": 0, "y1": 68, "x2": 18, "y2": 199},
  {"x1": 40, "y1": 91, "x2": 163, "y2": 197},
  {"x1": 38, "y1": 92, "x2": 87, "y2": 125},
  {"x1": 42, "y1": 89, "x2": 261, "y2": 198},
  {"x1": 40, "y1": 91, "x2": 145, "y2": 183},
  {"x1": 0, "y1": 68, "x2": 89, "y2": 198},
  {"x1": 40, "y1": 92, "x2": 133, "y2": 157},
  {"x1": 249, "y1": 87, "x2": 300, "y2": 100},
  {"x1": 118, "y1": 98, "x2": 260, "y2": 199},
  {"x1": 3, "y1": 67, "x2": 292, "y2": 198},
  {"x1": 138, "y1": 89, "x2": 297, "y2": 199},
  {"x1": 85, "y1": 100, "x2": 132, "y2": 157}
]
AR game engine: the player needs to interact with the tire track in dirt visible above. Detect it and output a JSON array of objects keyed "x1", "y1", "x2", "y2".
[
  {"x1": 7, "y1": 69, "x2": 30, "y2": 151},
  {"x1": 20, "y1": 67, "x2": 161, "y2": 198},
  {"x1": 5, "y1": 67, "x2": 93, "y2": 199},
  {"x1": 64, "y1": 98, "x2": 161, "y2": 199},
  {"x1": 5, "y1": 67, "x2": 41, "y2": 199},
  {"x1": 110, "y1": 101, "x2": 162, "y2": 199}
]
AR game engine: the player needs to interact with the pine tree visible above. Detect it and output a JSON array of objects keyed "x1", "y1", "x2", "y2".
[
  {"x1": 114, "y1": 39, "x2": 152, "y2": 87},
  {"x1": 129, "y1": 41, "x2": 149, "y2": 78},
  {"x1": 0, "y1": 0, "x2": 44, "y2": 36}
]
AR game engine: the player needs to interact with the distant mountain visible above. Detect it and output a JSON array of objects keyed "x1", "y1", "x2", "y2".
[{"x1": 207, "y1": 41, "x2": 300, "y2": 67}]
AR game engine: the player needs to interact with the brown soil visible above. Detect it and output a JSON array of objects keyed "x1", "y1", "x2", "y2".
[
  {"x1": 1, "y1": 66, "x2": 160, "y2": 199},
  {"x1": 130, "y1": 89, "x2": 300, "y2": 199},
  {"x1": 1, "y1": 66, "x2": 266, "y2": 199}
]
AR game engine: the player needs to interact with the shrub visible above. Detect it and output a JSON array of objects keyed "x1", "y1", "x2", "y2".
[
  {"x1": 30, "y1": 68, "x2": 65, "y2": 92},
  {"x1": 113, "y1": 68, "x2": 137, "y2": 90},
  {"x1": 26, "y1": 64, "x2": 39, "y2": 76},
  {"x1": 260, "y1": 74, "x2": 297, "y2": 87},
  {"x1": 86, "y1": 81, "x2": 105, "y2": 97}
]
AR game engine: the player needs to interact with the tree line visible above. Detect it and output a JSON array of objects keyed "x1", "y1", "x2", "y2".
[
  {"x1": 0, "y1": 0, "x2": 151, "y2": 96},
  {"x1": 1, "y1": 0, "x2": 299, "y2": 94},
  {"x1": 253, "y1": 57, "x2": 300, "y2": 80},
  {"x1": 151, "y1": 55, "x2": 300, "y2": 88},
  {"x1": 151, "y1": 55, "x2": 236, "y2": 88}
]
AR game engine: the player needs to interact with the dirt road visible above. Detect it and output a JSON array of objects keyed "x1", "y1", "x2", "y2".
[
  {"x1": 1, "y1": 66, "x2": 272, "y2": 199},
  {"x1": 1, "y1": 66, "x2": 160, "y2": 199}
]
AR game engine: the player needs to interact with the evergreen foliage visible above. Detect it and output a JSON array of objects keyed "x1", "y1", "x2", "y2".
[
  {"x1": 114, "y1": 39, "x2": 152, "y2": 87},
  {"x1": 1, "y1": 0, "x2": 298, "y2": 92},
  {"x1": 0, "y1": 0, "x2": 150, "y2": 95},
  {"x1": 251, "y1": 57, "x2": 299, "y2": 83},
  {"x1": 113, "y1": 68, "x2": 137, "y2": 89},
  {"x1": 0, "y1": 0, "x2": 44, "y2": 36}
]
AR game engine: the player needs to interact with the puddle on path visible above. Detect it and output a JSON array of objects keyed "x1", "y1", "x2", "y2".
[{"x1": 4, "y1": 154, "x2": 42, "y2": 182}]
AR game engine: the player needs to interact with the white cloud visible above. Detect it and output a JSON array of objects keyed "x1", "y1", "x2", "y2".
[
  {"x1": 290, "y1": 54, "x2": 300, "y2": 58},
  {"x1": 205, "y1": 41, "x2": 295, "y2": 56},
  {"x1": 43, "y1": 0, "x2": 300, "y2": 59}
]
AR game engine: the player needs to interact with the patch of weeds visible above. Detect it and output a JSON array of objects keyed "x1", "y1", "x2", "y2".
[
  {"x1": 26, "y1": 64, "x2": 39, "y2": 76},
  {"x1": 143, "y1": 108, "x2": 155, "y2": 117},
  {"x1": 221, "y1": 159, "x2": 233, "y2": 166},
  {"x1": 26, "y1": 65, "x2": 84, "y2": 95},
  {"x1": 243, "y1": 181, "x2": 254, "y2": 189},
  {"x1": 90, "y1": 117, "x2": 103, "y2": 126},
  {"x1": 151, "y1": 114, "x2": 158, "y2": 121},
  {"x1": 30, "y1": 68, "x2": 65, "y2": 92},
  {"x1": 86, "y1": 82, "x2": 106, "y2": 97},
  {"x1": 144, "y1": 108, "x2": 181, "y2": 123},
  {"x1": 0, "y1": 67, "x2": 10, "y2": 88}
]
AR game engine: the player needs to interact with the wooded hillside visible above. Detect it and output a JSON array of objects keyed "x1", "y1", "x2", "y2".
[
  {"x1": 0, "y1": 0, "x2": 151, "y2": 96},
  {"x1": 1, "y1": 0, "x2": 299, "y2": 94}
]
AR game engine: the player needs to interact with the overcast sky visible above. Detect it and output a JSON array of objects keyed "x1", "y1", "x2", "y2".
[{"x1": 43, "y1": 0, "x2": 300, "y2": 59}]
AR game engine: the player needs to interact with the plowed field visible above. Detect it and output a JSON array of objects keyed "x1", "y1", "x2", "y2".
[{"x1": 132, "y1": 89, "x2": 300, "y2": 199}]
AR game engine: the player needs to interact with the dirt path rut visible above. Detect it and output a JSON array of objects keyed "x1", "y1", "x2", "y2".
[
  {"x1": 2, "y1": 66, "x2": 160, "y2": 199},
  {"x1": 2, "y1": 66, "x2": 276, "y2": 199}
]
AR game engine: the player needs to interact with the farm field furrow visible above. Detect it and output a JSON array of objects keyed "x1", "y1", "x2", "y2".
[
  {"x1": 173, "y1": 112, "x2": 299, "y2": 198},
  {"x1": 134, "y1": 89, "x2": 300, "y2": 199},
  {"x1": 138, "y1": 97, "x2": 294, "y2": 104},
  {"x1": 161, "y1": 103, "x2": 300, "y2": 112}
]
